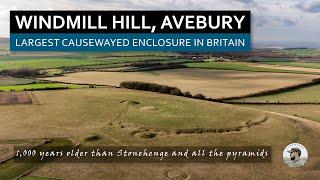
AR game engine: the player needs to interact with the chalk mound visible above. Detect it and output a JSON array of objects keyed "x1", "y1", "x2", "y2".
[
  {"x1": 166, "y1": 170, "x2": 189, "y2": 180},
  {"x1": 120, "y1": 100, "x2": 140, "y2": 105},
  {"x1": 140, "y1": 106, "x2": 157, "y2": 111}
]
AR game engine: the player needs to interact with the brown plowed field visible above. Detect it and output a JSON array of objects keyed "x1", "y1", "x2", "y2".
[{"x1": 0, "y1": 92, "x2": 32, "y2": 105}]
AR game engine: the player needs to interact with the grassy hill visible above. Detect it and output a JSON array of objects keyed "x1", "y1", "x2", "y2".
[
  {"x1": 0, "y1": 88, "x2": 266, "y2": 140},
  {"x1": 0, "y1": 88, "x2": 319, "y2": 179}
]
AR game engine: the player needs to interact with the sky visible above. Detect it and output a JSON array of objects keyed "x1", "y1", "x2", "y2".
[{"x1": 0, "y1": 0, "x2": 319, "y2": 45}]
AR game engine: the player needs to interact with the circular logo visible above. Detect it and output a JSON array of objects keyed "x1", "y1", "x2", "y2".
[{"x1": 283, "y1": 143, "x2": 308, "y2": 168}]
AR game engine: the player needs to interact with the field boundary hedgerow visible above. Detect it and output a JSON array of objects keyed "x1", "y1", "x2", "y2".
[
  {"x1": 118, "y1": 79, "x2": 320, "y2": 105},
  {"x1": 215, "y1": 77, "x2": 320, "y2": 102}
]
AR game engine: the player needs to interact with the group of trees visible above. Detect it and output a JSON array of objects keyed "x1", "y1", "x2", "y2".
[
  {"x1": 120, "y1": 81, "x2": 207, "y2": 100},
  {"x1": 126, "y1": 62, "x2": 188, "y2": 72},
  {"x1": 0, "y1": 68, "x2": 41, "y2": 78},
  {"x1": 120, "y1": 81, "x2": 183, "y2": 96}
]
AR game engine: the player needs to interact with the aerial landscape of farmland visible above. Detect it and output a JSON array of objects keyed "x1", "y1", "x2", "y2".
[{"x1": 1, "y1": 37, "x2": 320, "y2": 179}]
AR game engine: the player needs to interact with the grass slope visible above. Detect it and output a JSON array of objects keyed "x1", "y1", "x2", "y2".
[
  {"x1": 241, "y1": 104, "x2": 320, "y2": 123},
  {"x1": 0, "y1": 88, "x2": 319, "y2": 179},
  {"x1": 0, "y1": 88, "x2": 265, "y2": 140}
]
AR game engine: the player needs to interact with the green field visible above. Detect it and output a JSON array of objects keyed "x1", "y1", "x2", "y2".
[
  {"x1": 261, "y1": 62, "x2": 320, "y2": 69},
  {"x1": 250, "y1": 57, "x2": 294, "y2": 62},
  {"x1": 282, "y1": 49, "x2": 320, "y2": 57},
  {"x1": 0, "y1": 83, "x2": 86, "y2": 91},
  {"x1": 0, "y1": 51, "x2": 178, "y2": 59},
  {"x1": 39, "y1": 69, "x2": 64, "y2": 76},
  {"x1": 0, "y1": 77, "x2": 34, "y2": 85},
  {"x1": 0, "y1": 58, "x2": 105, "y2": 70},
  {"x1": 0, "y1": 56, "x2": 172, "y2": 71},
  {"x1": 186, "y1": 62, "x2": 318, "y2": 74},
  {"x1": 229, "y1": 84, "x2": 320, "y2": 103}
]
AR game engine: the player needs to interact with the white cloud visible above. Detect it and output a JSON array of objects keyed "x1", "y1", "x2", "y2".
[{"x1": 296, "y1": 1, "x2": 320, "y2": 13}]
